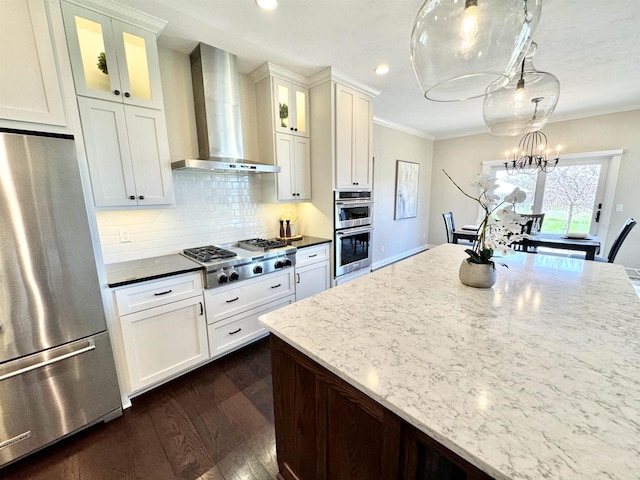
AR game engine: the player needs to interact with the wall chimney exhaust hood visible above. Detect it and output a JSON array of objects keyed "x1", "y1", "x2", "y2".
[{"x1": 171, "y1": 44, "x2": 279, "y2": 174}]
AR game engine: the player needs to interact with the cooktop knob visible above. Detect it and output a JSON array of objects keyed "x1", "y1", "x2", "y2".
[
  {"x1": 274, "y1": 261, "x2": 283, "y2": 269},
  {"x1": 217, "y1": 272, "x2": 228, "y2": 283},
  {"x1": 229, "y1": 270, "x2": 239, "y2": 281},
  {"x1": 253, "y1": 265, "x2": 263, "y2": 274},
  {"x1": 283, "y1": 258, "x2": 292, "y2": 267}
]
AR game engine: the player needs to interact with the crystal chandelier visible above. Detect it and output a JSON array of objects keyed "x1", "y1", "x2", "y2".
[
  {"x1": 410, "y1": 0, "x2": 542, "y2": 102},
  {"x1": 504, "y1": 129, "x2": 560, "y2": 175},
  {"x1": 483, "y1": 42, "x2": 560, "y2": 136}
]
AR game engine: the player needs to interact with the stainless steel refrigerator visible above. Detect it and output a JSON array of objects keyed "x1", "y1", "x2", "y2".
[{"x1": 0, "y1": 130, "x2": 121, "y2": 466}]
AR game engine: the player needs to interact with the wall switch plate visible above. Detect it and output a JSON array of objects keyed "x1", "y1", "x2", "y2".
[
  {"x1": 119, "y1": 228, "x2": 131, "y2": 243},
  {"x1": 616, "y1": 204, "x2": 624, "y2": 212},
  {"x1": 381, "y1": 245, "x2": 385, "y2": 253}
]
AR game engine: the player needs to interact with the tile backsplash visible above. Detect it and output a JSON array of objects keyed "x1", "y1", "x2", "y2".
[{"x1": 97, "y1": 171, "x2": 299, "y2": 264}]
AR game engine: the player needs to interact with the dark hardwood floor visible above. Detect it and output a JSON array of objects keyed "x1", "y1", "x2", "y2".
[{"x1": 2, "y1": 338, "x2": 278, "y2": 480}]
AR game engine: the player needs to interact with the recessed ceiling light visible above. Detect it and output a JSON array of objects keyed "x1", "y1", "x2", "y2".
[
  {"x1": 374, "y1": 65, "x2": 390, "y2": 75},
  {"x1": 256, "y1": 0, "x2": 278, "y2": 10}
]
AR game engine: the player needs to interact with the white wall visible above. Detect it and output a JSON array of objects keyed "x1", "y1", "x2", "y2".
[
  {"x1": 429, "y1": 109, "x2": 640, "y2": 269},
  {"x1": 372, "y1": 123, "x2": 433, "y2": 269},
  {"x1": 96, "y1": 46, "x2": 298, "y2": 263}
]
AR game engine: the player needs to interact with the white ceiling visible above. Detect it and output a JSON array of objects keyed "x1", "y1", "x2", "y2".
[{"x1": 115, "y1": 0, "x2": 640, "y2": 140}]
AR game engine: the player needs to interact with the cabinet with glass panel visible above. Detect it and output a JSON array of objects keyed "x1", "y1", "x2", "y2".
[
  {"x1": 251, "y1": 63, "x2": 311, "y2": 202},
  {"x1": 61, "y1": 1, "x2": 163, "y2": 109},
  {"x1": 61, "y1": 0, "x2": 173, "y2": 207},
  {"x1": 273, "y1": 77, "x2": 309, "y2": 138}
]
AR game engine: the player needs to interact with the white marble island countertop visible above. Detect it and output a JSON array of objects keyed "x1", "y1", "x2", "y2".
[{"x1": 259, "y1": 244, "x2": 640, "y2": 480}]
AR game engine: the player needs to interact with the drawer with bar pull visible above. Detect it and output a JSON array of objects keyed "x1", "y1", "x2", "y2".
[
  {"x1": 208, "y1": 297, "x2": 293, "y2": 358},
  {"x1": 295, "y1": 243, "x2": 330, "y2": 268},
  {"x1": 114, "y1": 272, "x2": 203, "y2": 316},
  {"x1": 204, "y1": 269, "x2": 294, "y2": 324}
]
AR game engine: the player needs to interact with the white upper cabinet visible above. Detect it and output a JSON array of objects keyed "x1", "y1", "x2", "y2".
[
  {"x1": 62, "y1": 1, "x2": 163, "y2": 109},
  {"x1": 0, "y1": 0, "x2": 67, "y2": 128},
  {"x1": 251, "y1": 63, "x2": 312, "y2": 202},
  {"x1": 273, "y1": 78, "x2": 309, "y2": 137},
  {"x1": 61, "y1": 0, "x2": 172, "y2": 208},
  {"x1": 335, "y1": 83, "x2": 373, "y2": 190},
  {"x1": 275, "y1": 133, "x2": 311, "y2": 201},
  {"x1": 78, "y1": 97, "x2": 173, "y2": 206}
]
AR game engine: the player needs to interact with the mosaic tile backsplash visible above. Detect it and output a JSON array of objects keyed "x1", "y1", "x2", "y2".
[{"x1": 96, "y1": 171, "x2": 299, "y2": 264}]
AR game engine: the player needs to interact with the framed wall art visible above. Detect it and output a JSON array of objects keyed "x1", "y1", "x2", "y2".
[{"x1": 394, "y1": 160, "x2": 419, "y2": 220}]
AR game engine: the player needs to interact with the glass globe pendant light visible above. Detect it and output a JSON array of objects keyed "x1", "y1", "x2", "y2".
[
  {"x1": 410, "y1": 0, "x2": 542, "y2": 102},
  {"x1": 483, "y1": 42, "x2": 560, "y2": 136}
]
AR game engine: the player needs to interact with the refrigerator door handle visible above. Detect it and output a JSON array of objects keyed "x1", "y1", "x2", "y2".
[{"x1": 0, "y1": 340, "x2": 95, "y2": 382}]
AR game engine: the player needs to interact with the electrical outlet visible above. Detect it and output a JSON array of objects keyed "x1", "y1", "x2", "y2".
[
  {"x1": 119, "y1": 228, "x2": 130, "y2": 243},
  {"x1": 381, "y1": 245, "x2": 385, "y2": 253},
  {"x1": 616, "y1": 204, "x2": 624, "y2": 212},
  {"x1": 423, "y1": 232, "x2": 426, "y2": 239}
]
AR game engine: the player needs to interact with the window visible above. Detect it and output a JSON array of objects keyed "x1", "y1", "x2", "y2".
[{"x1": 483, "y1": 150, "x2": 622, "y2": 248}]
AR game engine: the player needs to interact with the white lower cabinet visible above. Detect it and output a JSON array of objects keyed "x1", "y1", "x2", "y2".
[
  {"x1": 295, "y1": 243, "x2": 331, "y2": 301},
  {"x1": 205, "y1": 269, "x2": 294, "y2": 323},
  {"x1": 296, "y1": 262, "x2": 331, "y2": 301},
  {"x1": 205, "y1": 270, "x2": 295, "y2": 359},
  {"x1": 208, "y1": 297, "x2": 293, "y2": 359},
  {"x1": 115, "y1": 272, "x2": 208, "y2": 394}
]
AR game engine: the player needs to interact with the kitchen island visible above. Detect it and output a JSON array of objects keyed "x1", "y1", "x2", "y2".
[{"x1": 259, "y1": 244, "x2": 640, "y2": 480}]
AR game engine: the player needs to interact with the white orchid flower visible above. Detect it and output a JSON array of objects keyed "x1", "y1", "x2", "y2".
[
  {"x1": 443, "y1": 169, "x2": 530, "y2": 264},
  {"x1": 514, "y1": 189, "x2": 527, "y2": 203}
]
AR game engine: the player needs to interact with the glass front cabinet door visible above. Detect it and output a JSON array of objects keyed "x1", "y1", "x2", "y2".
[
  {"x1": 273, "y1": 78, "x2": 309, "y2": 137},
  {"x1": 61, "y1": 2, "x2": 163, "y2": 109}
]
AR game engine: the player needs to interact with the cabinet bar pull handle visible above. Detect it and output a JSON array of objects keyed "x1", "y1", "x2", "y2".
[
  {"x1": 308, "y1": 253, "x2": 318, "y2": 258},
  {"x1": 228, "y1": 328, "x2": 242, "y2": 335},
  {"x1": 154, "y1": 289, "x2": 172, "y2": 296},
  {"x1": 226, "y1": 297, "x2": 239, "y2": 303},
  {"x1": 271, "y1": 283, "x2": 282, "y2": 289},
  {"x1": 296, "y1": 273, "x2": 301, "y2": 284},
  {"x1": 199, "y1": 302, "x2": 203, "y2": 316}
]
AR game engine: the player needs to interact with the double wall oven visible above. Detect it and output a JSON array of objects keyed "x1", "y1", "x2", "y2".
[{"x1": 334, "y1": 191, "x2": 374, "y2": 278}]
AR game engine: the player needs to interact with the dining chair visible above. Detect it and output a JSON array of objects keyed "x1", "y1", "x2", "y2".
[
  {"x1": 569, "y1": 217, "x2": 636, "y2": 262},
  {"x1": 442, "y1": 212, "x2": 455, "y2": 243},
  {"x1": 521, "y1": 213, "x2": 545, "y2": 235},
  {"x1": 515, "y1": 213, "x2": 546, "y2": 252},
  {"x1": 599, "y1": 217, "x2": 636, "y2": 262}
]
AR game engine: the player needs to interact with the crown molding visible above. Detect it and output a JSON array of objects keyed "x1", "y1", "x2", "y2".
[
  {"x1": 63, "y1": 0, "x2": 167, "y2": 34},
  {"x1": 373, "y1": 117, "x2": 435, "y2": 141},
  {"x1": 248, "y1": 62, "x2": 309, "y2": 86},
  {"x1": 308, "y1": 67, "x2": 381, "y2": 97}
]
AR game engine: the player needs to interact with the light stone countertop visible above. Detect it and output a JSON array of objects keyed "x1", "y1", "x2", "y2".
[{"x1": 259, "y1": 244, "x2": 640, "y2": 480}]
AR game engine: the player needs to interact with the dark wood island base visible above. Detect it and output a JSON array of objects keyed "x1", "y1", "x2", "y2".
[{"x1": 270, "y1": 335, "x2": 494, "y2": 480}]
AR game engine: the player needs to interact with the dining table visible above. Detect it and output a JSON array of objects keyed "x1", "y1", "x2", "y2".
[
  {"x1": 523, "y1": 233, "x2": 601, "y2": 260},
  {"x1": 452, "y1": 230, "x2": 602, "y2": 261}
]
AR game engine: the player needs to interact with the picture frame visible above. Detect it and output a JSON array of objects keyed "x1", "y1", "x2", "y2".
[{"x1": 394, "y1": 160, "x2": 419, "y2": 220}]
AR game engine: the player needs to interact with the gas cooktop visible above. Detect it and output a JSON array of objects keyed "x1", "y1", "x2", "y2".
[
  {"x1": 238, "y1": 238, "x2": 287, "y2": 251},
  {"x1": 183, "y1": 245, "x2": 237, "y2": 263},
  {"x1": 181, "y1": 239, "x2": 297, "y2": 288}
]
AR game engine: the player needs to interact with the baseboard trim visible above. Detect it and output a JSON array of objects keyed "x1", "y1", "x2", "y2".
[{"x1": 372, "y1": 244, "x2": 430, "y2": 271}]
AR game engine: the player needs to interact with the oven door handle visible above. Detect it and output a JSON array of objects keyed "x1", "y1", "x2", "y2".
[
  {"x1": 336, "y1": 226, "x2": 374, "y2": 236},
  {"x1": 336, "y1": 200, "x2": 374, "y2": 206}
]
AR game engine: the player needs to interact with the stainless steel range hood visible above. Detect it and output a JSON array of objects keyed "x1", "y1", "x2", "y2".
[{"x1": 172, "y1": 44, "x2": 279, "y2": 173}]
